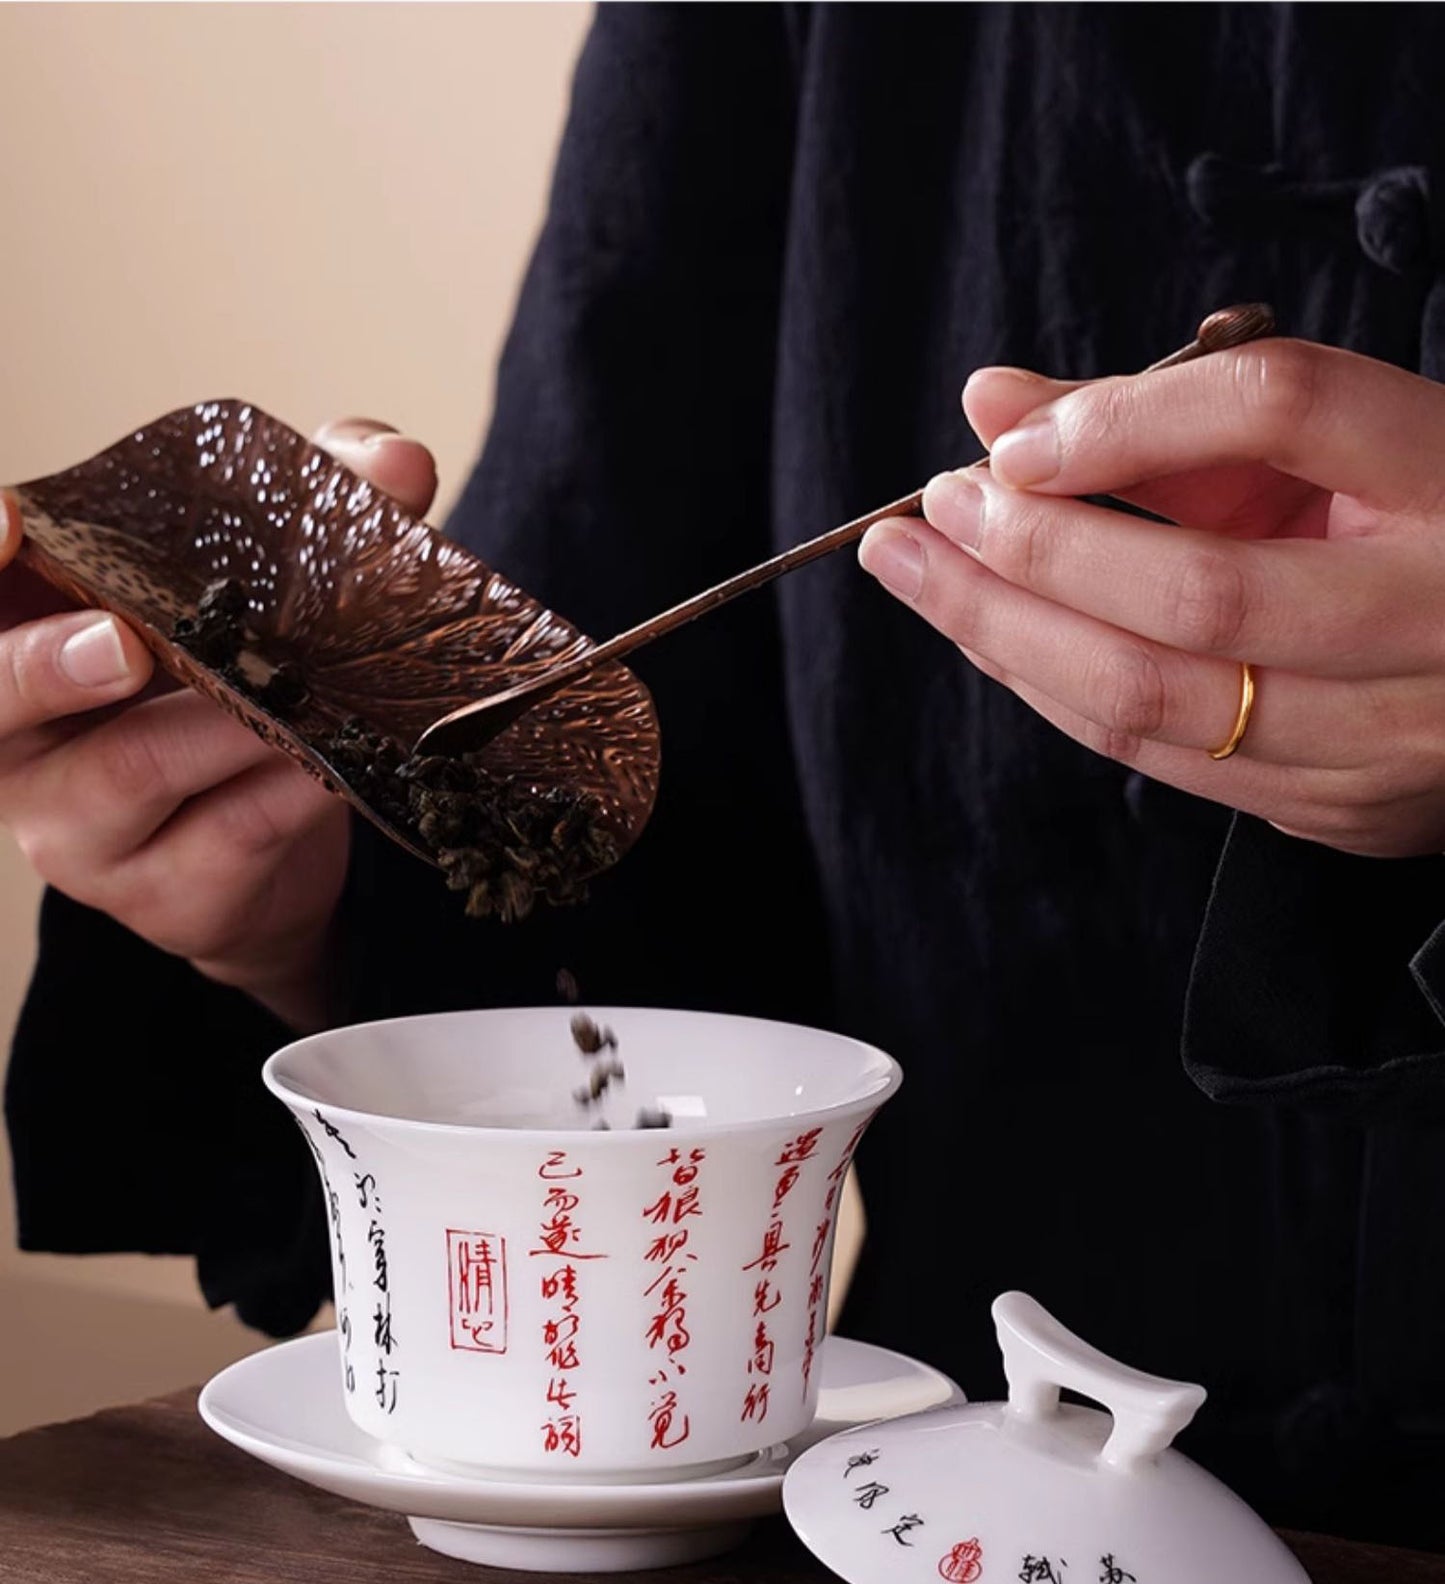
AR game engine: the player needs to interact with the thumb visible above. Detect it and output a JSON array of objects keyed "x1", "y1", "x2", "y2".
[
  {"x1": 0, "y1": 491, "x2": 83, "y2": 630},
  {"x1": 311, "y1": 417, "x2": 439, "y2": 519}
]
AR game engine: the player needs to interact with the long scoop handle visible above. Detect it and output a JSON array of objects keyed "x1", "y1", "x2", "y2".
[
  {"x1": 540, "y1": 302, "x2": 1278, "y2": 677},
  {"x1": 415, "y1": 303, "x2": 1275, "y2": 755}
]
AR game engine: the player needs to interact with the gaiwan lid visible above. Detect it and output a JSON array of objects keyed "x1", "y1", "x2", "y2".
[{"x1": 783, "y1": 1292, "x2": 1310, "y2": 1584}]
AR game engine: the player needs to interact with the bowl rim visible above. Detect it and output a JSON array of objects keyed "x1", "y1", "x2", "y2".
[{"x1": 262, "y1": 1003, "x2": 903, "y2": 1143}]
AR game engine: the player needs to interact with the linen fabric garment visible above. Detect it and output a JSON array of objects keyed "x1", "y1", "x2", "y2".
[{"x1": 10, "y1": 2, "x2": 1445, "y2": 1547}]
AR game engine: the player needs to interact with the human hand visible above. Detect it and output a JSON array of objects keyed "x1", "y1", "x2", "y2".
[
  {"x1": 0, "y1": 419, "x2": 438, "y2": 1030},
  {"x1": 858, "y1": 340, "x2": 1445, "y2": 858}
]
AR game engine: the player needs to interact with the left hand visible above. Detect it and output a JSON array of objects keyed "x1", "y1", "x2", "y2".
[
  {"x1": 858, "y1": 338, "x2": 1445, "y2": 857},
  {"x1": 0, "y1": 417, "x2": 438, "y2": 1034}
]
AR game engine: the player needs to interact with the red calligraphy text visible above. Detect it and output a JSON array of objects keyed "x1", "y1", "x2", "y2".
[
  {"x1": 939, "y1": 1539, "x2": 984, "y2": 1583},
  {"x1": 536, "y1": 1151, "x2": 604, "y2": 1457},
  {"x1": 741, "y1": 1382, "x2": 771, "y2": 1422},
  {"x1": 648, "y1": 1388, "x2": 691, "y2": 1450},
  {"x1": 641, "y1": 1147, "x2": 704, "y2": 1444},
  {"x1": 776, "y1": 1128, "x2": 823, "y2": 1165},
  {"x1": 447, "y1": 1230, "x2": 508, "y2": 1353}
]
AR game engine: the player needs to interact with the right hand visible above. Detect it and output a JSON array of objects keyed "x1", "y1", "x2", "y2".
[{"x1": 0, "y1": 419, "x2": 439, "y2": 1033}]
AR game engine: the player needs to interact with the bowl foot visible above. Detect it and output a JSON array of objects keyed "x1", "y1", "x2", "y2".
[{"x1": 407, "y1": 1516, "x2": 755, "y2": 1572}]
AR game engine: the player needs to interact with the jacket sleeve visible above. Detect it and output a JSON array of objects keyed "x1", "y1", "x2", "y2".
[
  {"x1": 1183, "y1": 813, "x2": 1445, "y2": 1118},
  {"x1": 4, "y1": 4, "x2": 830, "y2": 1335}
]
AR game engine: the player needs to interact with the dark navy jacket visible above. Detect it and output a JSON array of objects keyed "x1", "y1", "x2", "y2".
[{"x1": 10, "y1": 4, "x2": 1445, "y2": 1546}]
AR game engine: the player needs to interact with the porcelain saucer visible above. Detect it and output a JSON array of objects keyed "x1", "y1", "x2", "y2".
[{"x1": 199, "y1": 1330, "x2": 962, "y2": 1573}]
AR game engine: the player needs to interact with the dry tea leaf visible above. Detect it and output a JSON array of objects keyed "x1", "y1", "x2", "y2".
[
  {"x1": 570, "y1": 1012, "x2": 618, "y2": 1057},
  {"x1": 563, "y1": 989, "x2": 671, "y2": 1130},
  {"x1": 165, "y1": 580, "x2": 615, "y2": 922}
]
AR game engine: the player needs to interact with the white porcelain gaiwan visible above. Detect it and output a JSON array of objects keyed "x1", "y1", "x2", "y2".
[
  {"x1": 263, "y1": 1006, "x2": 901, "y2": 1482},
  {"x1": 784, "y1": 1291, "x2": 1312, "y2": 1584}
]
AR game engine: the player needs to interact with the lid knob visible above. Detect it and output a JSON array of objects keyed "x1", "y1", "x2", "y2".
[{"x1": 994, "y1": 1292, "x2": 1207, "y2": 1474}]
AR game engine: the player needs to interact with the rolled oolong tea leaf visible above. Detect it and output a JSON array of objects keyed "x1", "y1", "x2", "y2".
[
  {"x1": 320, "y1": 720, "x2": 618, "y2": 925},
  {"x1": 403, "y1": 754, "x2": 620, "y2": 924},
  {"x1": 164, "y1": 581, "x2": 625, "y2": 934},
  {"x1": 570, "y1": 1009, "x2": 624, "y2": 1108},
  {"x1": 592, "y1": 1109, "x2": 669, "y2": 1130},
  {"x1": 320, "y1": 720, "x2": 410, "y2": 827},
  {"x1": 563, "y1": 993, "x2": 671, "y2": 1129},
  {"x1": 257, "y1": 660, "x2": 310, "y2": 717},
  {"x1": 570, "y1": 1012, "x2": 618, "y2": 1057},
  {"x1": 170, "y1": 579, "x2": 312, "y2": 719},
  {"x1": 171, "y1": 576, "x2": 248, "y2": 669},
  {"x1": 573, "y1": 1056, "x2": 625, "y2": 1107}
]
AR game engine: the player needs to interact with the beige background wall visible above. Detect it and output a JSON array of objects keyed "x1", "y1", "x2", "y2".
[
  {"x1": 0, "y1": 0, "x2": 592, "y2": 1434},
  {"x1": 0, "y1": 2, "x2": 864, "y2": 1439}
]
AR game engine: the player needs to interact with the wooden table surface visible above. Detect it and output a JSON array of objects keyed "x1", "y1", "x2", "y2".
[{"x1": 0, "y1": 1389, "x2": 1442, "y2": 1583}]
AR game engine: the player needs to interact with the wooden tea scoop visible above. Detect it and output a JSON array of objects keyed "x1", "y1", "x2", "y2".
[
  {"x1": 416, "y1": 303, "x2": 1276, "y2": 757},
  {"x1": 9, "y1": 405, "x2": 664, "y2": 881}
]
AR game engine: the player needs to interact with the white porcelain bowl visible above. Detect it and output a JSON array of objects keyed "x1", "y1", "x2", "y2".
[{"x1": 263, "y1": 1006, "x2": 901, "y2": 1483}]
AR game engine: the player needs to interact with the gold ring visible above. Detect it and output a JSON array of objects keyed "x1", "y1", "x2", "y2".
[{"x1": 1208, "y1": 662, "x2": 1256, "y2": 761}]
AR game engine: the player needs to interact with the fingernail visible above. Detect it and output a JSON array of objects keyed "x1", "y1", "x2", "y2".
[
  {"x1": 315, "y1": 418, "x2": 399, "y2": 449},
  {"x1": 922, "y1": 470, "x2": 984, "y2": 553},
  {"x1": 858, "y1": 526, "x2": 925, "y2": 601},
  {"x1": 59, "y1": 615, "x2": 131, "y2": 688},
  {"x1": 362, "y1": 430, "x2": 407, "y2": 450},
  {"x1": 990, "y1": 417, "x2": 1061, "y2": 487}
]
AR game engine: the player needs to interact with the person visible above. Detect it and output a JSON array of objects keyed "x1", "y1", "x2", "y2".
[{"x1": 6, "y1": 2, "x2": 1445, "y2": 1549}]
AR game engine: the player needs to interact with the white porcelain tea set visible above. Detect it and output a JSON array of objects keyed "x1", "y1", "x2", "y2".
[{"x1": 200, "y1": 1006, "x2": 1311, "y2": 1580}]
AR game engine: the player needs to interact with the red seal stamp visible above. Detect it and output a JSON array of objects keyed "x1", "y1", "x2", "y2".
[{"x1": 939, "y1": 1538, "x2": 984, "y2": 1583}]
